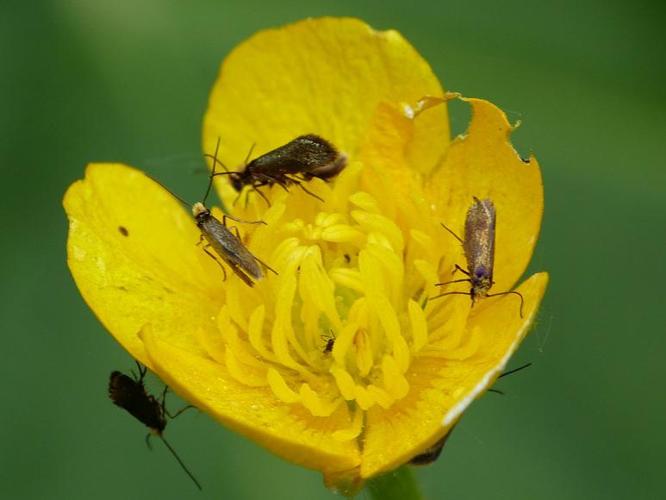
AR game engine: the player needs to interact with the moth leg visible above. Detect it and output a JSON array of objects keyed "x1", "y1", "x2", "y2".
[
  {"x1": 201, "y1": 245, "x2": 227, "y2": 281},
  {"x1": 252, "y1": 183, "x2": 271, "y2": 207},
  {"x1": 241, "y1": 188, "x2": 252, "y2": 209},
  {"x1": 287, "y1": 176, "x2": 324, "y2": 202},
  {"x1": 157, "y1": 384, "x2": 196, "y2": 419},
  {"x1": 435, "y1": 278, "x2": 471, "y2": 287},
  {"x1": 160, "y1": 385, "x2": 169, "y2": 408},
  {"x1": 222, "y1": 213, "x2": 266, "y2": 226},
  {"x1": 232, "y1": 189, "x2": 243, "y2": 207},
  {"x1": 452, "y1": 264, "x2": 470, "y2": 276},
  {"x1": 429, "y1": 290, "x2": 471, "y2": 301},
  {"x1": 486, "y1": 290, "x2": 525, "y2": 318},
  {"x1": 258, "y1": 173, "x2": 290, "y2": 192},
  {"x1": 166, "y1": 405, "x2": 196, "y2": 419},
  {"x1": 227, "y1": 261, "x2": 255, "y2": 288},
  {"x1": 145, "y1": 433, "x2": 154, "y2": 450},
  {"x1": 132, "y1": 361, "x2": 147, "y2": 382}
]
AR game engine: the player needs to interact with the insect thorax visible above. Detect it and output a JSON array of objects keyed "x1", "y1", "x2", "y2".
[
  {"x1": 192, "y1": 202, "x2": 210, "y2": 226},
  {"x1": 470, "y1": 266, "x2": 493, "y2": 299},
  {"x1": 230, "y1": 173, "x2": 245, "y2": 192}
]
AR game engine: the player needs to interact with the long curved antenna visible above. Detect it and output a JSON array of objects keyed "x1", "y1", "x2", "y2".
[
  {"x1": 243, "y1": 143, "x2": 256, "y2": 166},
  {"x1": 498, "y1": 362, "x2": 532, "y2": 379},
  {"x1": 486, "y1": 290, "x2": 525, "y2": 318},
  {"x1": 209, "y1": 171, "x2": 237, "y2": 177},
  {"x1": 160, "y1": 436, "x2": 202, "y2": 491},
  {"x1": 202, "y1": 137, "x2": 221, "y2": 205},
  {"x1": 203, "y1": 153, "x2": 232, "y2": 173},
  {"x1": 144, "y1": 173, "x2": 190, "y2": 208},
  {"x1": 488, "y1": 362, "x2": 532, "y2": 397},
  {"x1": 440, "y1": 222, "x2": 464, "y2": 244}
]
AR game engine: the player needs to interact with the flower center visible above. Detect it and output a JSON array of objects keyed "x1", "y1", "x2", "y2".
[{"x1": 199, "y1": 160, "x2": 474, "y2": 434}]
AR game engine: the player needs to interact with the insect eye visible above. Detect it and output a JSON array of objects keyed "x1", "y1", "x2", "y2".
[{"x1": 474, "y1": 267, "x2": 486, "y2": 279}]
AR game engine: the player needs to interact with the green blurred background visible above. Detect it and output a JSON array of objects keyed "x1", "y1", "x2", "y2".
[{"x1": 2, "y1": 0, "x2": 664, "y2": 498}]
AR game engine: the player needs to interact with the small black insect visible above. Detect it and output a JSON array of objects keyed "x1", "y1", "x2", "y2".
[
  {"x1": 147, "y1": 139, "x2": 277, "y2": 287},
  {"x1": 321, "y1": 330, "x2": 336, "y2": 354},
  {"x1": 409, "y1": 428, "x2": 455, "y2": 466},
  {"x1": 108, "y1": 363, "x2": 201, "y2": 490},
  {"x1": 432, "y1": 197, "x2": 524, "y2": 317},
  {"x1": 118, "y1": 226, "x2": 129, "y2": 236},
  {"x1": 210, "y1": 134, "x2": 347, "y2": 204}
]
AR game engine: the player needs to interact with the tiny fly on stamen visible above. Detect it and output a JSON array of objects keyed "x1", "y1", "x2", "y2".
[
  {"x1": 321, "y1": 330, "x2": 336, "y2": 354},
  {"x1": 208, "y1": 134, "x2": 347, "y2": 204},
  {"x1": 432, "y1": 197, "x2": 524, "y2": 317},
  {"x1": 147, "y1": 139, "x2": 277, "y2": 287},
  {"x1": 108, "y1": 362, "x2": 201, "y2": 490}
]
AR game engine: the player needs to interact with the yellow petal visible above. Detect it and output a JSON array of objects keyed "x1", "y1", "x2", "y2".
[
  {"x1": 63, "y1": 163, "x2": 223, "y2": 365},
  {"x1": 426, "y1": 97, "x2": 544, "y2": 291},
  {"x1": 203, "y1": 17, "x2": 448, "y2": 207},
  {"x1": 361, "y1": 272, "x2": 548, "y2": 478},
  {"x1": 141, "y1": 328, "x2": 361, "y2": 477},
  {"x1": 358, "y1": 102, "x2": 448, "y2": 242}
]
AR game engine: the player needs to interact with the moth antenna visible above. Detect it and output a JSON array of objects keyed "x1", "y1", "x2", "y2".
[
  {"x1": 489, "y1": 362, "x2": 532, "y2": 397},
  {"x1": 440, "y1": 222, "x2": 464, "y2": 244},
  {"x1": 485, "y1": 290, "x2": 525, "y2": 318},
  {"x1": 203, "y1": 153, "x2": 232, "y2": 173},
  {"x1": 498, "y1": 362, "x2": 532, "y2": 379},
  {"x1": 209, "y1": 171, "x2": 237, "y2": 177},
  {"x1": 144, "y1": 173, "x2": 190, "y2": 208},
  {"x1": 159, "y1": 436, "x2": 202, "y2": 491},
  {"x1": 202, "y1": 137, "x2": 222, "y2": 205},
  {"x1": 243, "y1": 142, "x2": 256, "y2": 166}
]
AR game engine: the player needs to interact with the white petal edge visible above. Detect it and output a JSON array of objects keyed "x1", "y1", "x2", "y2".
[{"x1": 442, "y1": 298, "x2": 538, "y2": 426}]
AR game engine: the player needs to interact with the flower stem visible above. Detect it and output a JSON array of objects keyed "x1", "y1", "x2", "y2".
[{"x1": 365, "y1": 466, "x2": 423, "y2": 500}]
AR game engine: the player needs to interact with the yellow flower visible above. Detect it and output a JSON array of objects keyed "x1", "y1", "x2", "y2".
[{"x1": 64, "y1": 17, "x2": 547, "y2": 491}]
